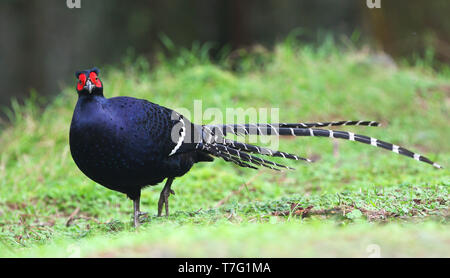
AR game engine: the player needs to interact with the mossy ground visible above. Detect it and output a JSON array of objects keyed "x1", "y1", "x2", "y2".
[{"x1": 0, "y1": 39, "x2": 448, "y2": 257}]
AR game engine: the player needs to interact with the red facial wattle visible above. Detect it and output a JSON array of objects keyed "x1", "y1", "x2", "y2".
[
  {"x1": 77, "y1": 73, "x2": 87, "y2": 91},
  {"x1": 89, "y1": 72, "x2": 102, "y2": 88}
]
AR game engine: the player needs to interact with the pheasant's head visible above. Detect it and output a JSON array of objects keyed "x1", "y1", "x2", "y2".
[{"x1": 75, "y1": 67, "x2": 103, "y2": 96}]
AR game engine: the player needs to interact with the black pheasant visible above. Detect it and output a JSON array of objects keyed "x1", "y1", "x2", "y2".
[{"x1": 70, "y1": 68, "x2": 442, "y2": 227}]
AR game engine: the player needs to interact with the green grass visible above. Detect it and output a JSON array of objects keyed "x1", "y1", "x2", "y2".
[{"x1": 0, "y1": 39, "x2": 449, "y2": 257}]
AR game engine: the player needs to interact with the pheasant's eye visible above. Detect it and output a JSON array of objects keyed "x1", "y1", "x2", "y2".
[
  {"x1": 89, "y1": 71, "x2": 102, "y2": 87},
  {"x1": 77, "y1": 73, "x2": 87, "y2": 91}
]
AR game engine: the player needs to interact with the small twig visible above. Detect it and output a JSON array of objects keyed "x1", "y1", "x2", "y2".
[
  {"x1": 66, "y1": 207, "x2": 80, "y2": 227},
  {"x1": 193, "y1": 208, "x2": 203, "y2": 215},
  {"x1": 215, "y1": 172, "x2": 262, "y2": 208},
  {"x1": 188, "y1": 208, "x2": 203, "y2": 216}
]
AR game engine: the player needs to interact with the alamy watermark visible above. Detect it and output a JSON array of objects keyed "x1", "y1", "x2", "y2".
[
  {"x1": 170, "y1": 100, "x2": 281, "y2": 150},
  {"x1": 366, "y1": 244, "x2": 381, "y2": 258},
  {"x1": 67, "y1": 0, "x2": 81, "y2": 9},
  {"x1": 366, "y1": 0, "x2": 381, "y2": 9},
  {"x1": 68, "y1": 0, "x2": 380, "y2": 10},
  {"x1": 67, "y1": 244, "x2": 81, "y2": 258}
]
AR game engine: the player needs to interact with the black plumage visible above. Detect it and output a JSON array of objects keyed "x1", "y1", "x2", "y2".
[{"x1": 70, "y1": 68, "x2": 442, "y2": 227}]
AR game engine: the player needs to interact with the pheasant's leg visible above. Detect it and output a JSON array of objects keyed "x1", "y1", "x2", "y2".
[
  {"x1": 158, "y1": 178, "x2": 175, "y2": 217},
  {"x1": 132, "y1": 191, "x2": 149, "y2": 227},
  {"x1": 133, "y1": 197, "x2": 141, "y2": 228}
]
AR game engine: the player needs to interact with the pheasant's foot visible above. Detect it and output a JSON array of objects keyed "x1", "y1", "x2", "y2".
[{"x1": 157, "y1": 178, "x2": 175, "y2": 217}]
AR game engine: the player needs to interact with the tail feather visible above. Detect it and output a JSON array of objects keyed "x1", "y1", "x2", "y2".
[
  {"x1": 281, "y1": 128, "x2": 440, "y2": 168},
  {"x1": 200, "y1": 121, "x2": 442, "y2": 168},
  {"x1": 198, "y1": 143, "x2": 292, "y2": 171},
  {"x1": 223, "y1": 139, "x2": 311, "y2": 162},
  {"x1": 206, "y1": 120, "x2": 380, "y2": 137},
  {"x1": 277, "y1": 120, "x2": 380, "y2": 128},
  {"x1": 203, "y1": 144, "x2": 258, "y2": 170},
  {"x1": 230, "y1": 126, "x2": 440, "y2": 169},
  {"x1": 213, "y1": 143, "x2": 294, "y2": 171}
]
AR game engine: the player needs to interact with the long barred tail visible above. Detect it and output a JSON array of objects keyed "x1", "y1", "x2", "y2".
[
  {"x1": 223, "y1": 138, "x2": 311, "y2": 162},
  {"x1": 202, "y1": 144, "x2": 259, "y2": 170},
  {"x1": 207, "y1": 120, "x2": 380, "y2": 136},
  {"x1": 198, "y1": 143, "x2": 294, "y2": 171},
  {"x1": 197, "y1": 137, "x2": 311, "y2": 171},
  {"x1": 201, "y1": 122, "x2": 442, "y2": 169},
  {"x1": 277, "y1": 120, "x2": 380, "y2": 128}
]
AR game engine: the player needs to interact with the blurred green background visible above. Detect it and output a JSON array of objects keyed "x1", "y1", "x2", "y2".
[{"x1": 0, "y1": 0, "x2": 449, "y2": 111}]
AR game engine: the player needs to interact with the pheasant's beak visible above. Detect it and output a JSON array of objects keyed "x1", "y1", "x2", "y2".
[{"x1": 84, "y1": 80, "x2": 94, "y2": 94}]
